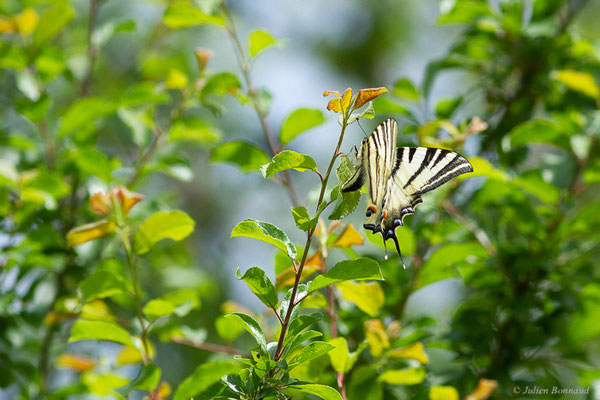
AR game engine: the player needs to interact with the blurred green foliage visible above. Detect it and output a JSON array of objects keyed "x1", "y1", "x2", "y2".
[{"x1": 0, "y1": 0, "x2": 599, "y2": 399}]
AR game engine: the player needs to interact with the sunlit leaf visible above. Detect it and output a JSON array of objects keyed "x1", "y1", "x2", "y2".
[
  {"x1": 387, "y1": 341, "x2": 429, "y2": 364},
  {"x1": 231, "y1": 219, "x2": 297, "y2": 259},
  {"x1": 331, "y1": 223, "x2": 363, "y2": 247},
  {"x1": 466, "y1": 378, "x2": 498, "y2": 400},
  {"x1": 430, "y1": 385, "x2": 459, "y2": 400},
  {"x1": 248, "y1": 29, "x2": 278, "y2": 57},
  {"x1": 327, "y1": 98, "x2": 342, "y2": 113},
  {"x1": 165, "y1": 68, "x2": 188, "y2": 89},
  {"x1": 215, "y1": 315, "x2": 245, "y2": 341},
  {"x1": 236, "y1": 267, "x2": 278, "y2": 309},
  {"x1": 202, "y1": 72, "x2": 241, "y2": 96},
  {"x1": 116, "y1": 345, "x2": 144, "y2": 366},
  {"x1": 224, "y1": 312, "x2": 267, "y2": 353},
  {"x1": 173, "y1": 361, "x2": 240, "y2": 400},
  {"x1": 69, "y1": 320, "x2": 133, "y2": 346},
  {"x1": 509, "y1": 119, "x2": 570, "y2": 150},
  {"x1": 163, "y1": 1, "x2": 225, "y2": 28},
  {"x1": 329, "y1": 156, "x2": 361, "y2": 220},
  {"x1": 55, "y1": 354, "x2": 95, "y2": 372},
  {"x1": 338, "y1": 281, "x2": 384, "y2": 317},
  {"x1": 83, "y1": 372, "x2": 128, "y2": 396},
  {"x1": 280, "y1": 108, "x2": 325, "y2": 144},
  {"x1": 169, "y1": 118, "x2": 221, "y2": 145},
  {"x1": 392, "y1": 78, "x2": 419, "y2": 101},
  {"x1": 308, "y1": 258, "x2": 382, "y2": 293},
  {"x1": 66, "y1": 220, "x2": 115, "y2": 247},
  {"x1": 288, "y1": 341, "x2": 335, "y2": 368},
  {"x1": 364, "y1": 320, "x2": 389, "y2": 357},
  {"x1": 80, "y1": 271, "x2": 128, "y2": 303},
  {"x1": 327, "y1": 337, "x2": 364, "y2": 374},
  {"x1": 33, "y1": 2, "x2": 75, "y2": 46},
  {"x1": 130, "y1": 363, "x2": 161, "y2": 391},
  {"x1": 210, "y1": 141, "x2": 270, "y2": 173},
  {"x1": 340, "y1": 88, "x2": 353, "y2": 111},
  {"x1": 378, "y1": 367, "x2": 426, "y2": 385},
  {"x1": 354, "y1": 87, "x2": 388, "y2": 110},
  {"x1": 135, "y1": 210, "x2": 195, "y2": 254},
  {"x1": 285, "y1": 383, "x2": 343, "y2": 400},
  {"x1": 261, "y1": 150, "x2": 318, "y2": 178},
  {"x1": 554, "y1": 69, "x2": 600, "y2": 99}
]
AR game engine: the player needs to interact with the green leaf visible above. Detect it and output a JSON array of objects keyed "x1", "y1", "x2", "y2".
[
  {"x1": 291, "y1": 202, "x2": 325, "y2": 231},
  {"x1": 329, "y1": 156, "x2": 361, "y2": 220},
  {"x1": 173, "y1": 361, "x2": 240, "y2": 400},
  {"x1": 280, "y1": 108, "x2": 325, "y2": 144},
  {"x1": 202, "y1": 72, "x2": 242, "y2": 96},
  {"x1": 231, "y1": 219, "x2": 297, "y2": 259},
  {"x1": 248, "y1": 29, "x2": 278, "y2": 57},
  {"x1": 135, "y1": 210, "x2": 195, "y2": 254},
  {"x1": 281, "y1": 330, "x2": 323, "y2": 359},
  {"x1": 73, "y1": 147, "x2": 120, "y2": 182},
  {"x1": 308, "y1": 258, "x2": 382, "y2": 294},
  {"x1": 142, "y1": 290, "x2": 200, "y2": 322},
  {"x1": 261, "y1": 150, "x2": 318, "y2": 178},
  {"x1": 236, "y1": 267, "x2": 278, "y2": 309},
  {"x1": 283, "y1": 313, "x2": 322, "y2": 347},
  {"x1": 554, "y1": 69, "x2": 600, "y2": 99},
  {"x1": 210, "y1": 141, "x2": 270, "y2": 173},
  {"x1": 286, "y1": 383, "x2": 343, "y2": 400},
  {"x1": 215, "y1": 315, "x2": 245, "y2": 341},
  {"x1": 378, "y1": 368, "x2": 426, "y2": 385},
  {"x1": 366, "y1": 225, "x2": 416, "y2": 255},
  {"x1": 69, "y1": 320, "x2": 133, "y2": 346},
  {"x1": 346, "y1": 102, "x2": 375, "y2": 125},
  {"x1": 80, "y1": 271, "x2": 128, "y2": 303},
  {"x1": 288, "y1": 341, "x2": 335, "y2": 369},
  {"x1": 327, "y1": 337, "x2": 364, "y2": 374},
  {"x1": 169, "y1": 118, "x2": 221, "y2": 145},
  {"x1": 435, "y1": 96, "x2": 463, "y2": 119},
  {"x1": 131, "y1": 364, "x2": 161, "y2": 391},
  {"x1": 417, "y1": 241, "x2": 488, "y2": 289},
  {"x1": 58, "y1": 97, "x2": 115, "y2": 138},
  {"x1": 163, "y1": 1, "x2": 225, "y2": 28},
  {"x1": 392, "y1": 78, "x2": 419, "y2": 101},
  {"x1": 509, "y1": 119, "x2": 570, "y2": 150},
  {"x1": 430, "y1": 385, "x2": 459, "y2": 400},
  {"x1": 224, "y1": 312, "x2": 267, "y2": 354},
  {"x1": 338, "y1": 281, "x2": 384, "y2": 317},
  {"x1": 33, "y1": 2, "x2": 75, "y2": 46}
]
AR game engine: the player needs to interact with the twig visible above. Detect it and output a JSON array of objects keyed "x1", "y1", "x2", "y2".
[
  {"x1": 222, "y1": 3, "x2": 301, "y2": 207},
  {"x1": 172, "y1": 337, "x2": 249, "y2": 357},
  {"x1": 443, "y1": 200, "x2": 496, "y2": 257},
  {"x1": 81, "y1": 0, "x2": 99, "y2": 96}
]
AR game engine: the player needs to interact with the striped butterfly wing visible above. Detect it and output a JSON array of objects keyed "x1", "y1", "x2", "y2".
[{"x1": 380, "y1": 147, "x2": 473, "y2": 239}]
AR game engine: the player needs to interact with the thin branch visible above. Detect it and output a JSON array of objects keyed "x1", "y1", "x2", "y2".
[
  {"x1": 172, "y1": 337, "x2": 250, "y2": 357},
  {"x1": 81, "y1": 0, "x2": 99, "y2": 96},
  {"x1": 222, "y1": 3, "x2": 301, "y2": 207},
  {"x1": 443, "y1": 200, "x2": 496, "y2": 257}
]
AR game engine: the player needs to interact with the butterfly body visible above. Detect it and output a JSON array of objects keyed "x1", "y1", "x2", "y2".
[{"x1": 342, "y1": 118, "x2": 473, "y2": 261}]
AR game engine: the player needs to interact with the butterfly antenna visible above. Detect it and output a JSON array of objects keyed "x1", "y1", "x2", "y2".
[{"x1": 357, "y1": 120, "x2": 368, "y2": 138}]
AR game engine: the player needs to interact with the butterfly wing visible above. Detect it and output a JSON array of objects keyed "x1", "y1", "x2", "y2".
[
  {"x1": 380, "y1": 147, "x2": 473, "y2": 238},
  {"x1": 342, "y1": 118, "x2": 397, "y2": 236}
]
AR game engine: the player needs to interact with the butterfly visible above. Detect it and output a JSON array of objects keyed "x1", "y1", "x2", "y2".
[{"x1": 341, "y1": 118, "x2": 473, "y2": 264}]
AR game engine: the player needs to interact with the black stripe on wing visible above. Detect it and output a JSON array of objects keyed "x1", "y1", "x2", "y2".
[{"x1": 416, "y1": 153, "x2": 473, "y2": 195}]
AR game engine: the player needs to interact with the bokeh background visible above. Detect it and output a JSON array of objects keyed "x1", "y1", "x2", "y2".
[{"x1": 1, "y1": 0, "x2": 600, "y2": 398}]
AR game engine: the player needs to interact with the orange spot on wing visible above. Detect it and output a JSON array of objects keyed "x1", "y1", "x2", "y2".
[
  {"x1": 383, "y1": 210, "x2": 388, "y2": 219},
  {"x1": 367, "y1": 206, "x2": 377, "y2": 214}
]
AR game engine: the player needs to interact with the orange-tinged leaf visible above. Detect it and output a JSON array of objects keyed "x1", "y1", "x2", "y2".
[
  {"x1": 364, "y1": 319, "x2": 389, "y2": 357},
  {"x1": 90, "y1": 192, "x2": 110, "y2": 215},
  {"x1": 323, "y1": 90, "x2": 341, "y2": 98},
  {"x1": 14, "y1": 8, "x2": 38, "y2": 36},
  {"x1": 43, "y1": 311, "x2": 77, "y2": 326},
  {"x1": 66, "y1": 220, "x2": 115, "y2": 247},
  {"x1": 466, "y1": 379, "x2": 498, "y2": 400},
  {"x1": 157, "y1": 381, "x2": 172, "y2": 399},
  {"x1": 277, "y1": 265, "x2": 319, "y2": 289},
  {"x1": 0, "y1": 17, "x2": 16, "y2": 33},
  {"x1": 387, "y1": 341, "x2": 428, "y2": 364},
  {"x1": 327, "y1": 98, "x2": 342, "y2": 113},
  {"x1": 340, "y1": 87, "x2": 353, "y2": 111},
  {"x1": 194, "y1": 48, "x2": 213, "y2": 71},
  {"x1": 109, "y1": 186, "x2": 144, "y2": 216},
  {"x1": 305, "y1": 252, "x2": 325, "y2": 268},
  {"x1": 116, "y1": 345, "x2": 143, "y2": 366},
  {"x1": 354, "y1": 87, "x2": 388, "y2": 110},
  {"x1": 331, "y1": 223, "x2": 363, "y2": 248},
  {"x1": 56, "y1": 353, "x2": 95, "y2": 372}
]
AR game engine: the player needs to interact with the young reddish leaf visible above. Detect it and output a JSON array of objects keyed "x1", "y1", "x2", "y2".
[
  {"x1": 467, "y1": 116, "x2": 488, "y2": 134},
  {"x1": 331, "y1": 223, "x2": 364, "y2": 248},
  {"x1": 340, "y1": 87, "x2": 353, "y2": 112},
  {"x1": 67, "y1": 220, "x2": 115, "y2": 247},
  {"x1": 194, "y1": 48, "x2": 213, "y2": 71},
  {"x1": 327, "y1": 98, "x2": 342, "y2": 113},
  {"x1": 323, "y1": 90, "x2": 341, "y2": 98},
  {"x1": 55, "y1": 353, "x2": 95, "y2": 372},
  {"x1": 109, "y1": 186, "x2": 144, "y2": 216},
  {"x1": 466, "y1": 379, "x2": 498, "y2": 400},
  {"x1": 354, "y1": 87, "x2": 388, "y2": 110},
  {"x1": 90, "y1": 192, "x2": 110, "y2": 215}
]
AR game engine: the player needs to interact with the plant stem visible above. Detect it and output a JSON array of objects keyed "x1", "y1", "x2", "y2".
[
  {"x1": 172, "y1": 337, "x2": 249, "y2": 357},
  {"x1": 274, "y1": 120, "x2": 348, "y2": 360},
  {"x1": 121, "y1": 233, "x2": 151, "y2": 363},
  {"x1": 81, "y1": 0, "x2": 99, "y2": 96},
  {"x1": 223, "y1": 3, "x2": 300, "y2": 207}
]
